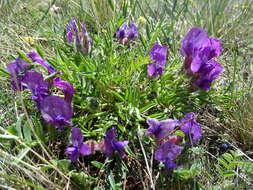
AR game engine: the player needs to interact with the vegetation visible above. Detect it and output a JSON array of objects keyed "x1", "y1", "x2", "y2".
[{"x1": 0, "y1": 0, "x2": 252, "y2": 189}]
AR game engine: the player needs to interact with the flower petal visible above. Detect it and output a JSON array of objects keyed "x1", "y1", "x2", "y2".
[
  {"x1": 146, "y1": 118, "x2": 160, "y2": 136},
  {"x1": 66, "y1": 17, "x2": 79, "y2": 44},
  {"x1": 194, "y1": 59, "x2": 223, "y2": 91},
  {"x1": 148, "y1": 44, "x2": 168, "y2": 78},
  {"x1": 65, "y1": 146, "x2": 78, "y2": 162},
  {"x1": 104, "y1": 127, "x2": 117, "y2": 157},
  {"x1": 180, "y1": 112, "x2": 202, "y2": 144},
  {"x1": 40, "y1": 96, "x2": 72, "y2": 129},
  {"x1": 79, "y1": 143, "x2": 92, "y2": 155},
  {"x1": 114, "y1": 141, "x2": 128, "y2": 158},
  {"x1": 156, "y1": 119, "x2": 180, "y2": 140},
  {"x1": 27, "y1": 51, "x2": 56, "y2": 74},
  {"x1": 116, "y1": 23, "x2": 127, "y2": 39},
  {"x1": 155, "y1": 141, "x2": 183, "y2": 162},
  {"x1": 164, "y1": 158, "x2": 178, "y2": 169},
  {"x1": 71, "y1": 127, "x2": 83, "y2": 147},
  {"x1": 180, "y1": 27, "x2": 208, "y2": 57},
  {"x1": 53, "y1": 77, "x2": 75, "y2": 103},
  {"x1": 7, "y1": 57, "x2": 31, "y2": 91},
  {"x1": 127, "y1": 24, "x2": 138, "y2": 39},
  {"x1": 22, "y1": 71, "x2": 49, "y2": 107}
]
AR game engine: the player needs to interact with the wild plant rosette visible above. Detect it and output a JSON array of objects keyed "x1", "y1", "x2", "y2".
[{"x1": 6, "y1": 16, "x2": 223, "y2": 176}]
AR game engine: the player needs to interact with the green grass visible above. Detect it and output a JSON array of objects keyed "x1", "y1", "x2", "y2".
[{"x1": 0, "y1": 0, "x2": 253, "y2": 189}]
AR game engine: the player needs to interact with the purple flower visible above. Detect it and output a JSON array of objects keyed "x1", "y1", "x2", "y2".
[
  {"x1": 194, "y1": 59, "x2": 223, "y2": 91},
  {"x1": 65, "y1": 127, "x2": 91, "y2": 162},
  {"x1": 180, "y1": 27, "x2": 222, "y2": 74},
  {"x1": 116, "y1": 23, "x2": 128, "y2": 39},
  {"x1": 146, "y1": 118, "x2": 179, "y2": 140},
  {"x1": 147, "y1": 44, "x2": 168, "y2": 78},
  {"x1": 66, "y1": 17, "x2": 92, "y2": 54},
  {"x1": 53, "y1": 78, "x2": 75, "y2": 103},
  {"x1": 22, "y1": 71, "x2": 49, "y2": 107},
  {"x1": 27, "y1": 51, "x2": 56, "y2": 74},
  {"x1": 78, "y1": 24, "x2": 93, "y2": 54},
  {"x1": 127, "y1": 24, "x2": 138, "y2": 39},
  {"x1": 7, "y1": 57, "x2": 31, "y2": 91},
  {"x1": 180, "y1": 112, "x2": 202, "y2": 144},
  {"x1": 40, "y1": 96, "x2": 72, "y2": 130},
  {"x1": 66, "y1": 17, "x2": 79, "y2": 44},
  {"x1": 104, "y1": 127, "x2": 128, "y2": 158},
  {"x1": 27, "y1": 51, "x2": 75, "y2": 102},
  {"x1": 116, "y1": 23, "x2": 138, "y2": 42},
  {"x1": 155, "y1": 141, "x2": 183, "y2": 169}
]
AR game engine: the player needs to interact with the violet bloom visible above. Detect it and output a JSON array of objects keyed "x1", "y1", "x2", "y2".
[
  {"x1": 116, "y1": 23, "x2": 128, "y2": 39},
  {"x1": 180, "y1": 27, "x2": 222, "y2": 74},
  {"x1": 180, "y1": 112, "x2": 202, "y2": 144},
  {"x1": 66, "y1": 17, "x2": 79, "y2": 44},
  {"x1": 116, "y1": 23, "x2": 138, "y2": 42},
  {"x1": 53, "y1": 77, "x2": 75, "y2": 103},
  {"x1": 155, "y1": 141, "x2": 183, "y2": 169},
  {"x1": 147, "y1": 44, "x2": 168, "y2": 78},
  {"x1": 27, "y1": 51, "x2": 56, "y2": 74},
  {"x1": 7, "y1": 57, "x2": 31, "y2": 91},
  {"x1": 79, "y1": 24, "x2": 93, "y2": 54},
  {"x1": 66, "y1": 17, "x2": 92, "y2": 54},
  {"x1": 104, "y1": 127, "x2": 128, "y2": 158},
  {"x1": 127, "y1": 24, "x2": 138, "y2": 39},
  {"x1": 27, "y1": 51, "x2": 75, "y2": 102},
  {"x1": 40, "y1": 96, "x2": 72, "y2": 130},
  {"x1": 65, "y1": 127, "x2": 91, "y2": 162},
  {"x1": 22, "y1": 71, "x2": 49, "y2": 107},
  {"x1": 194, "y1": 59, "x2": 223, "y2": 91},
  {"x1": 146, "y1": 118, "x2": 179, "y2": 140}
]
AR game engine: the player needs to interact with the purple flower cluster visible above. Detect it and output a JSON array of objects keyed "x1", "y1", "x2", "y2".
[
  {"x1": 147, "y1": 44, "x2": 168, "y2": 78},
  {"x1": 66, "y1": 17, "x2": 92, "y2": 54},
  {"x1": 146, "y1": 112, "x2": 202, "y2": 169},
  {"x1": 103, "y1": 127, "x2": 128, "y2": 158},
  {"x1": 7, "y1": 51, "x2": 74, "y2": 130},
  {"x1": 116, "y1": 23, "x2": 138, "y2": 45},
  {"x1": 66, "y1": 127, "x2": 128, "y2": 162},
  {"x1": 180, "y1": 27, "x2": 223, "y2": 91},
  {"x1": 65, "y1": 128, "x2": 91, "y2": 162},
  {"x1": 7, "y1": 57, "x2": 31, "y2": 91},
  {"x1": 145, "y1": 27, "x2": 223, "y2": 90}
]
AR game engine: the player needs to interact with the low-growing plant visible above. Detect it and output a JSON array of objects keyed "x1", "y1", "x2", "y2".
[{"x1": 0, "y1": 0, "x2": 252, "y2": 190}]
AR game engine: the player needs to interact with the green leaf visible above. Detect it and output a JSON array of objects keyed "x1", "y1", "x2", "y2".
[
  {"x1": 174, "y1": 168, "x2": 191, "y2": 180},
  {"x1": 140, "y1": 102, "x2": 157, "y2": 113},
  {"x1": 223, "y1": 153, "x2": 234, "y2": 163},
  {"x1": 0, "y1": 134, "x2": 19, "y2": 140},
  {"x1": 174, "y1": 130, "x2": 185, "y2": 137},
  {"x1": 7, "y1": 125, "x2": 17, "y2": 136},
  {"x1": 23, "y1": 121, "x2": 32, "y2": 142},
  {"x1": 16, "y1": 114, "x2": 24, "y2": 139},
  {"x1": 108, "y1": 171, "x2": 117, "y2": 190},
  {"x1": 110, "y1": 90, "x2": 125, "y2": 102},
  {"x1": 44, "y1": 72, "x2": 58, "y2": 80},
  {"x1": 91, "y1": 161, "x2": 104, "y2": 169},
  {"x1": 0, "y1": 68, "x2": 10, "y2": 76},
  {"x1": 17, "y1": 50, "x2": 32, "y2": 63},
  {"x1": 36, "y1": 45, "x2": 46, "y2": 58},
  {"x1": 57, "y1": 159, "x2": 71, "y2": 172},
  {"x1": 222, "y1": 170, "x2": 235, "y2": 178},
  {"x1": 15, "y1": 148, "x2": 30, "y2": 164}
]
